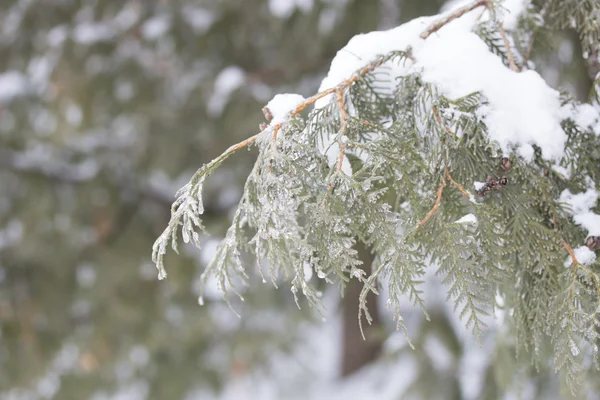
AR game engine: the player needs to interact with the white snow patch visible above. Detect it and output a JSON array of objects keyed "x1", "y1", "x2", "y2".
[
  {"x1": 501, "y1": 0, "x2": 528, "y2": 30},
  {"x1": 303, "y1": 262, "x2": 314, "y2": 281},
  {"x1": 182, "y1": 6, "x2": 216, "y2": 34},
  {"x1": 516, "y1": 143, "x2": 534, "y2": 162},
  {"x1": 568, "y1": 103, "x2": 600, "y2": 136},
  {"x1": 424, "y1": 335, "x2": 454, "y2": 371},
  {"x1": 269, "y1": 0, "x2": 314, "y2": 18},
  {"x1": 565, "y1": 246, "x2": 596, "y2": 267},
  {"x1": 317, "y1": 135, "x2": 353, "y2": 176},
  {"x1": 559, "y1": 188, "x2": 600, "y2": 236},
  {"x1": 265, "y1": 93, "x2": 306, "y2": 125},
  {"x1": 207, "y1": 66, "x2": 246, "y2": 116},
  {"x1": 47, "y1": 25, "x2": 68, "y2": 47},
  {"x1": 473, "y1": 181, "x2": 486, "y2": 190},
  {"x1": 551, "y1": 165, "x2": 570, "y2": 179},
  {"x1": 72, "y1": 22, "x2": 115, "y2": 44},
  {"x1": 315, "y1": 1, "x2": 577, "y2": 160},
  {"x1": 141, "y1": 16, "x2": 171, "y2": 40},
  {"x1": 0, "y1": 71, "x2": 27, "y2": 101},
  {"x1": 114, "y1": 6, "x2": 140, "y2": 31},
  {"x1": 455, "y1": 213, "x2": 477, "y2": 224}
]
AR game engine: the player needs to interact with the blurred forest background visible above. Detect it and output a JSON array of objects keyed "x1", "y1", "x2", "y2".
[{"x1": 0, "y1": 0, "x2": 597, "y2": 399}]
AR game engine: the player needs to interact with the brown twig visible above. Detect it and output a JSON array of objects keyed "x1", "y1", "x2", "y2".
[
  {"x1": 230, "y1": 133, "x2": 260, "y2": 152},
  {"x1": 337, "y1": 89, "x2": 348, "y2": 131},
  {"x1": 420, "y1": 0, "x2": 487, "y2": 39},
  {"x1": 337, "y1": 143, "x2": 347, "y2": 173},
  {"x1": 336, "y1": 89, "x2": 349, "y2": 173},
  {"x1": 563, "y1": 241, "x2": 580, "y2": 266},
  {"x1": 432, "y1": 105, "x2": 455, "y2": 135},
  {"x1": 484, "y1": 1, "x2": 519, "y2": 72},
  {"x1": 417, "y1": 177, "x2": 446, "y2": 228},
  {"x1": 447, "y1": 173, "x2": 471, "y2": 199},
  {"x1": 552, "y1": 214, "x2": 580, "y2": 265},
  {"x1": 495, "y1": 20, "x2": 519, "y2": 72},
  {"x1": 271, "y1": 123, "x2": 281, "y2": 141},
  {"x1": 291, "y1": 57, "x2": 391, "y2": 118}
]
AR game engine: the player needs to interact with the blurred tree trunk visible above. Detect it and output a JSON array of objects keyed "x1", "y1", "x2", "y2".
[{"x1": 341, "y1": 243, "x2": 383, "y2": 377}]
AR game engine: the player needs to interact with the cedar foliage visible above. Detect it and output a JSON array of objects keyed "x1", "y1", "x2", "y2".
[{"x1": 154, "y1": 0, "x2": 600, "y2": 393}]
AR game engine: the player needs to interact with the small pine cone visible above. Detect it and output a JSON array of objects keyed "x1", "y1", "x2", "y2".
[
  {"x1": 501, "y1": 157, "x2": 511, "y2": 171},
  {"x1": 499, "y1": 176, "x2": 508, "y2": 186},
  {"x1": 586, "y1": 236, "x2": 600, "y2": 250},
  {"x1": 259, "y1": 122, "x2": 269, "y2": 131},
  {"x1": 476, "y1": 185, "x2": 492, "y2": 197},
  {"x1": 262, "y1": 106, "x2": 273, "y2": 122}
]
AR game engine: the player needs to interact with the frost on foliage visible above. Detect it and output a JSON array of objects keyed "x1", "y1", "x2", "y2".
[
  {"x1": 559, "y1": 187, "x2": 600, "y2": 236},
  {"x1": 152, "y1": 177, "x2": 206, "y2": 280},
  {"x1": 154, "y1": 0, "x2": 600, "y2": 392}
]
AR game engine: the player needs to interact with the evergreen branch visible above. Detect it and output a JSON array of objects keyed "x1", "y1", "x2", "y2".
[
  {"x1": 552, "y1": 214, "x2": 580, "y2": 266},
  {"x1": 432, "y1": 105, "x2": 472, "y2": 200},
  {"x1": 485, "y1": 1, "x2": 519, "y2": 71},
  {"x1": 420, "y1": 0, "x2": 487, "y2": 39},
  {"x1": 590, "y1": 73, "x2": 600, "y2": 103},
  {"x1": 433, "y1": 105, "x2": 455, "y2": 135},
  {"x1": 447, "y1": 173, "x2": 472, "y2": 199},
  {"x1": 522, "y1": 1, "x2": 551, "y2": 69},
  {"x1": 152, "y1": 131, "x2": 263, "y2": 279},
  {"x1": 290, "y1": 55, "x2": 397, "y2": 118}
]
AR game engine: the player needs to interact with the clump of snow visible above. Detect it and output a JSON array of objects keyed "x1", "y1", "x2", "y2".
[
  {"x1": 559, "y1": 188, "x2": 600, "y2": 236},
  {"x1": 417, "y1": 28, "x2": 566, "y2": 160},
  {"x1": 303, "y1": 262, "x2": 314, "y2": 282},
  {"x1": 566, "y1": 103, "x2": 600, "y2": 136},
  {"x1": 501, "y1": 0, "x2": 528, "y2": 30},
  {"x1": 551, "y1": 165, "x2": 570, "y2": 179},
  {"x1": 269, "y1": 0, "x2": 314, "y2": 18},
  {"x1": 207, "y1": 66, "x2": 246, "y2": 116},
  {"x1": 473, "y1": 181, "x2": 486, "y2": 190},
  {"x1": 564, "y1": 246, "x2": 597, "y2": 267},
  {"x1": 315, "y1": 0, "x2": 590, "y2": 161},
  {"x1": 265, "y1": 93, "x2": 306, "y2": 125},
  {"x1": 516, "y1": 143, "x2": 535, "y2": 162},
  {"x1": 455, "y1": 213, "x2": 477, "y2": 224}
]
